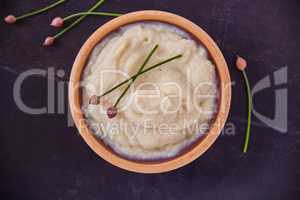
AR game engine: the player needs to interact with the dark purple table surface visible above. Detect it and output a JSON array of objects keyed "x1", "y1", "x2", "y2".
[{"x1": 1, "y1": 0, "x2": 299, "y2": 199}]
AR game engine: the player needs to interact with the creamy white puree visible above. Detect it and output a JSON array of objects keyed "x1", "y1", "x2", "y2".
[{"x1": 81, "y1": 22, "x2": 218, "y2": 160}]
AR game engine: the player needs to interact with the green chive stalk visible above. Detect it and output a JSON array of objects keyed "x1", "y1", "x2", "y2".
[
  {"x1": 53, "y1": 0, "x2": 105, "y2": 39},
  {"x1": 242, "y1": 70, "x2": 252, "y2": 153},
  {"x1": 63, "y1": 11, "x2": 122, "y2": 22},
  {"x1": 16, "y1": 0, "x2": 66, "y2": 21},
  {"x1": 236, "y1": 56, "x2": 253, "y2": 153}
]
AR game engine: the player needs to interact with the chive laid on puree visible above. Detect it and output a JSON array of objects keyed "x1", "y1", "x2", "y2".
[{"x1": 89, "y1": 45, "x2": 182, "y2": 119}]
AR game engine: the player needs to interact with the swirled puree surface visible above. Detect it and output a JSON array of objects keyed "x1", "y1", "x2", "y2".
[{"x1": 82, "y1": 22, "x2": 219, "y2": 160}]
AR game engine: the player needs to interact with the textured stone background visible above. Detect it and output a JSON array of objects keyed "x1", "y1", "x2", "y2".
[{"x1": 0, "y1": 0, "x2": 299, "y2": 199}]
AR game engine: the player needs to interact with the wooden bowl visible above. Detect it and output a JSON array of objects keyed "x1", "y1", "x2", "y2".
[{"x1": 69, "y1": 10, "x2": 231, "y2": 173}]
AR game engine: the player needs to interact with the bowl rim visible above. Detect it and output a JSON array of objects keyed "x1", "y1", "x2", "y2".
[{"x1": 69, "y1": 10, "x2": 231, "y2": 173}]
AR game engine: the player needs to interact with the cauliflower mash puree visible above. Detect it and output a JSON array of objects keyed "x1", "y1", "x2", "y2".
[{"x1": 81, "y1": 22, "x2": 219, "y2": 160}]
